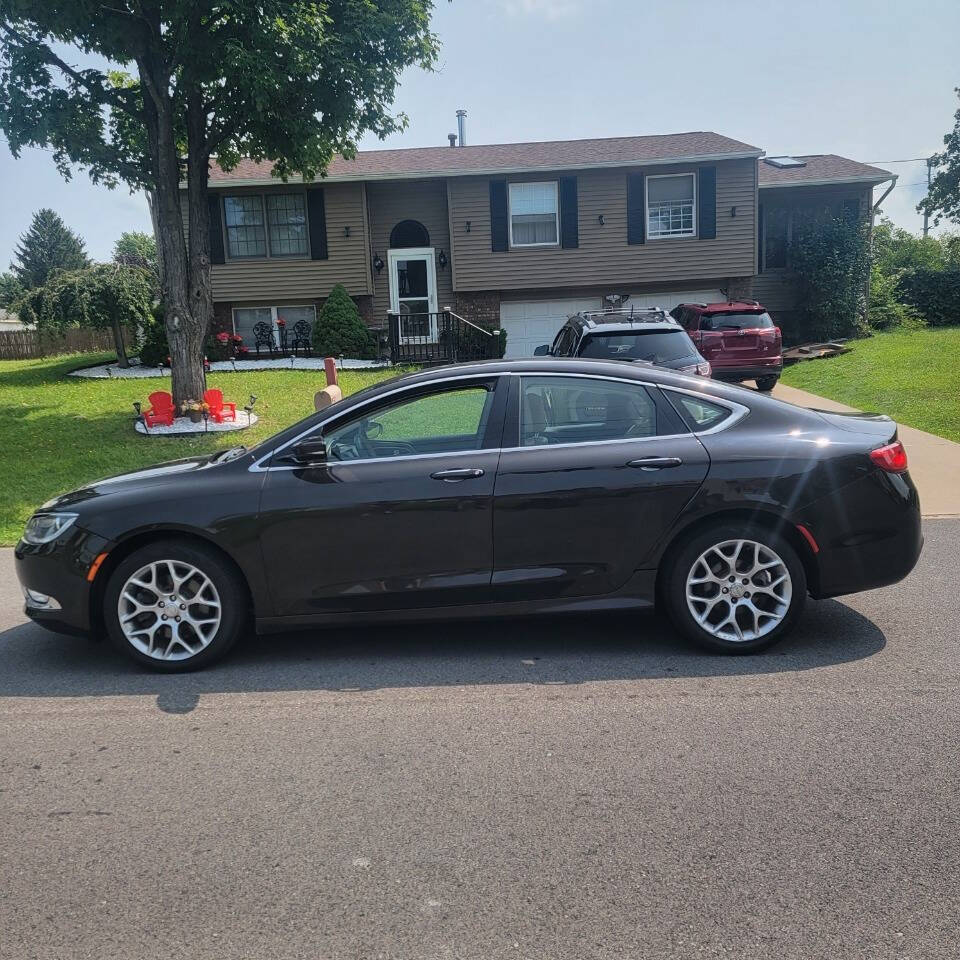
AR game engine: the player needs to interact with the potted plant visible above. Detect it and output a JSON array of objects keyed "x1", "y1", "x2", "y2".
[{"x1": 180, "y1": 399, "x2": 209, "y2": 423}]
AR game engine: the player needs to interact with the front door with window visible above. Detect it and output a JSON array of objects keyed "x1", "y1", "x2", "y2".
[{"x1": 388, "y1": 247, "x2": 438, "y2": 342}]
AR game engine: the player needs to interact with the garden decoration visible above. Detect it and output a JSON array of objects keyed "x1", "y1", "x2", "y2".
[
  {"x1": 204, "y1": 388, "x2": 237, "y2": 423},
  {"x1": 180, "y1": 399, "x2": 209, "y2": 423},
  {"x1": 276, "y1": 315, "x2": 288, "y2": 353}
]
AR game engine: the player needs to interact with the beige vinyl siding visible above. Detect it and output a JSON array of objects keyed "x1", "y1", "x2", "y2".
[
  {"x1": 181, "y1": 182, "x2": 371, "y2": 302},
  {"x1": 448, "y1": 158, "x2": 757, "y2": 291},
  {"x1": 753, "y1": 182, "x2": 872, "y2": 315},
  {"x1": 366, "y1": 179, "x2": 453, "y2": 320}
]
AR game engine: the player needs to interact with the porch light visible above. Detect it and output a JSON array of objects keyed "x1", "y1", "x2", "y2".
[
  {"x1": 373, "y1": 254, "x2": 384, "y2": 273},
  {"x1": 437, "y1": 249, "x2": 448, "y2": 269},
  {"x1": 465, "y1": 220, "x2": 471, "y2": 233},
  {"x1": 344, "y1": 225, "x2": 351, "y2": 238},
  {"x1": 598, "y1": 214, "x2": 605, "y2": 226}
]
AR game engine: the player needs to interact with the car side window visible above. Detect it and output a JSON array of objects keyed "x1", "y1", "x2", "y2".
[
  {"x1": 668, "y1": 392, "x2": 732, "y2": 431},
  {"x1": 551, "y1": 326, "x2": 573, "y2": 356},
  {"x1": 520, "y1": 376, "x2": 657, "y2": 447},
  {"x1": 324, "y1": 384, "x2": 496, "y2": 461}
]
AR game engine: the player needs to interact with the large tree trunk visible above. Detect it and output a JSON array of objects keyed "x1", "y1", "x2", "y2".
[
  {"x1": 137, "y1": 56, "x2": 207, "y2": 409},
  {"x1": 186, "y1": 89, "x2": 214, "y2": 346},
  {"x1": 112, "y1": 318, "x2": 130, "y2": 368}
]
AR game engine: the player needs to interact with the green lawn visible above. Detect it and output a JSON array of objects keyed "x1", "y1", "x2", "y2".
[
  {"x1": 781, "y1": 328, "x2": 960, "y2": 444},
  {"x1": 0, "y1": 353, "x2": 405, "y2": 545}
]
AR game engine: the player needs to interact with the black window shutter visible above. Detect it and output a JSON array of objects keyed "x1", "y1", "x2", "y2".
[
  {"x1": 698, "y1": 167, "x2": 717, "y2": 239},
  {"x1": 490, "y1": 181, "x2": 508, "y2": 252},
  {"x1": 627, "y1": 173, "x2": 645, "y2": 245},
  {"x1": 208, "y1": 194, "x2": 225, "y2": 264},
  {"x1": 757, "y1": 202, "x2": 764, "y2": 274},
  {"x1": 307, "y1": 189, "x2": 328, "y2": 260},
  {"x1": 559, "y1": 176, "x2": 578, "y2": 249}
]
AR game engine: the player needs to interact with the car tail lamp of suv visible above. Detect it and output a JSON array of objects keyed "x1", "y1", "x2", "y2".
[{"x1": 870, "y1": 441, "x2": 909, "y2": 473}]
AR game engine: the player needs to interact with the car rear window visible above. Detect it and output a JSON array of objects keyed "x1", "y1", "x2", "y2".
[
  {"x1": 701, "y1": 311, "x2": 774, "y2": 331},
  {"x1": 668, "y1": 393, "x2": 733, "y2": 431},
  {"x1": 578, "y1": 330, "x2": 696, "y2": 364}
]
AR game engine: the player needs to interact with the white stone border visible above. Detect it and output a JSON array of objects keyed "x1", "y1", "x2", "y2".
[
  {"x1": 135, "y1": 411, "x2": 259, "y2": 436},
  {"x1": 71, "y1": 356, "x2": 391, "y2": 379}
]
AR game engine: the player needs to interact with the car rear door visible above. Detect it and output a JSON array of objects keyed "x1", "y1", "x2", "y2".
[
  {"x1": 490, "y1": 372, "x2": 710, "y2": 601},
  {"x1": 258, "y1": 375, "x2": 508, "y2": 618}
]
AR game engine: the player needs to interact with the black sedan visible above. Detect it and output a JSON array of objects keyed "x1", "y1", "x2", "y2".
[{"x1": 15, "y1": 359, "x2": 922, "y2": 671}]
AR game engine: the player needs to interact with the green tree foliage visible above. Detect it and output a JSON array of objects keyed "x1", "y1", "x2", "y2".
[
  {"x1": 789, "y1": 215, "x2": 871, "y2": 341},
  {"x1": 17, "y1": 262, "x2": 153, "y2": 367},
  {"x1": 113, "y1": 230, "x2": 157, "y2": 274},
  {"x1": 920, "y1": 87, "x2": 960, "y2": 228},
  {"x1": 137, "y1": 303, "x2": 169, "y2": 367},
  {"x1": 0, "y1": 271, "x2": 23, "y2": 310},
  {"x1": 898, "y1": 270, "x2": 960, "y2": 326},
  {"x1": 867, "y1": 265, "x2": 924, "y2": 331},
  {"x1": 0, "y1": 1, "x2": 438, "y2": 404},
  {"x1": 10, "y1": 207, "x2": 88, "y2": 289},
  {"x1": 312, "y1": 284, "x2": 375, "y2": 358}
]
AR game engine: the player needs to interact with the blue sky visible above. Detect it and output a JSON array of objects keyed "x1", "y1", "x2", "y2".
[{"x1": 1, "y1": 0, "x2": 957, "y2": 266}]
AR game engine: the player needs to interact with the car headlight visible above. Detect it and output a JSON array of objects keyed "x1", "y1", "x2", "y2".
[{"x1": 22, "y1": 512, "x2": 78, "y2": 545}]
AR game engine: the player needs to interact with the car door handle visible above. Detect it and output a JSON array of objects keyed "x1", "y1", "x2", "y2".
[
  {"x1": 627, "y1": 456, "x2": 683, "y2": 471},
  {"x1": 430, "y1": 467, "x2": 485, "y2": 481}
]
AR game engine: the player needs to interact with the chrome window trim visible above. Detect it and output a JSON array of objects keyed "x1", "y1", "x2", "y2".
[{"x1": 249, "y1": 370, "x2": 750, "y2": 472}]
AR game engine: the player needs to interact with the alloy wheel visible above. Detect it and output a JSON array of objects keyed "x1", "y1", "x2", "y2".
[
  {"x1": 685, "y1": 538, "x2": 792, "y2": 643},
  {"x1": 117, "y1": 559, "x2": 222, "y2": 661}
]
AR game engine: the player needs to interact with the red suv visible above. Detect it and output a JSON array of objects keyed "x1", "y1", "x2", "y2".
[{"x1": 671, "y1": 301, "x2": 783, "y2": 391}]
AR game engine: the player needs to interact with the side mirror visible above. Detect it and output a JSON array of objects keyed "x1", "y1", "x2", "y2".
[
  {"x1": 533, "y1": 344, "x2": 551, "y2": 356},
  {"x1": 291, "y1": 438, "x2": 328, "y2": 465}
]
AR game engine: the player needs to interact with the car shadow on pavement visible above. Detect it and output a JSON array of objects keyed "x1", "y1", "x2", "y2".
[{"x1": 0, "y1": 597, "x2": 885, "y2": 706}]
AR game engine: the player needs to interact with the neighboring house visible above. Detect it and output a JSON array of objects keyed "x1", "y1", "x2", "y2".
[
  {"x1": 0, "y1": 309, "x2": 24, "y2": 331},
  {"x1": 193, "y1": 132, "x2": 893, "y2": 357}
]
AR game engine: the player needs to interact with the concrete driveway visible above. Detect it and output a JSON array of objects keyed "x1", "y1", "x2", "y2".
[
  {"x1": 774, "y1": 382, "x2": 960, "y2": 517},
  {"x1": 2, "y1": 520, "x2": 959, "y2": 959}
]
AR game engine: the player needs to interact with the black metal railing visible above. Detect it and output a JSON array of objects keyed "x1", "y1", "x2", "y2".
[{"x1": 388, "y1": 311, "x2": 503, "y2": 365}]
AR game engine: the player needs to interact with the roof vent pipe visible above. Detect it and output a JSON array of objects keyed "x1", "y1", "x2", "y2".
[
  {"x1": 456, "y1": 109, "x2": 467, "y2": 147},
  {"x1": 447, "y1": 133, "x2": 457, "y2": 147}
]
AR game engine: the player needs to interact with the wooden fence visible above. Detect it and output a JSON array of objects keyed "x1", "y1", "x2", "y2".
[{"x1": 0, "y1": 328, "x2": 116, "y2": 360}]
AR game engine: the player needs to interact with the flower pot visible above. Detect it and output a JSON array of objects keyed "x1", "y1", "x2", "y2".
[{"x1": 189, "y1": 410, "x2": 202, "y2": 423}]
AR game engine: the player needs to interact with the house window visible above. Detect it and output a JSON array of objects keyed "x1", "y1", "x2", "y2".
[
  {"x1": 223, "y1": 193, "x2": 310, "y2": 259},
  {"x1": 224, "y1": 196, "x2": 267, "y2": 258},
  {"x1": 647, "y1": 174, "x2": 696, "y2": 239},
  {"x1": 232, "y1": 304, "x2": 316, "y2": 346},
  {"x1": 509, "y1": 181, "x2": 559, "y2": 247},
  {"x1": 764, "y1": 207, "x2": 789, "y2": 269},
  {"x1": 266, "y1": 194, "x2": 309, "y2": 257}
]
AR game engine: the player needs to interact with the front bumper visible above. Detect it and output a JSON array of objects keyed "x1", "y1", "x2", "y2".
[{"x1": 14, "y1": 526, "x2": 112, "y2": 636}]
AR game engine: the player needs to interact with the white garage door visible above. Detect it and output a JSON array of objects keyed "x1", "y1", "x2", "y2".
[
  {"x1": 499, "y1": 298, "x2": 602, "y2": 358},
  {"x1": 499, "y1": 290, "x2": 725, "y2": 358}
]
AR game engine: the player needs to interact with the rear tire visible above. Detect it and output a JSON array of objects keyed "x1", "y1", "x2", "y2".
[
  {"x1": 103, "y1": 539, "x2": 247, "y2": 672},
  {"x1": 663, "y1": 522, "x2": 806, "y2": 654},
  {"x1": 756, "y1": 375, "x2": 779, "y2": 392}
]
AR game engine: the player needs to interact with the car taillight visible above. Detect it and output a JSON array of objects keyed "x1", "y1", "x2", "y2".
[{"x1": 869, "y1": 441, "x2": 908, "y2": 473}]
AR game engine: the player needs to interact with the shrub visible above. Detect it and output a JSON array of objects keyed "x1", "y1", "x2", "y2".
[
  {"x1": 867, "y1": 266, "x2": 924, "y2": 331},
  {"x1": 205, "y1": 330, "x2": 233, "y2": 361},
  {"x1": 312, "y1": 284, "x2": 375, "y2": 358},
  {"x1": 138, "y1": 303, "x2": 169, "y2": 366},
  {"x1": 898, "y1": 269, "x2": 960, "y2": 326}
]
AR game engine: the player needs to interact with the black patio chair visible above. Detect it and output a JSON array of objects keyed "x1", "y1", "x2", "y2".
[
  {"x1": 290, "y1": 319, "x2": 312, "y2": 356},
  {"x1": 252, "y1": 321, "x2": 275, "y2": 357}
]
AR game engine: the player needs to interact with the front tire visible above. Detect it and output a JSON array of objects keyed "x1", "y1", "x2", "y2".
[
  {"x1": 663, "y1": 522, "x2": 806, "y2": 654},
  {"x1": 756, "y1": 375, "x2": 779, "y2": 392},
  {"x1": 103, "y1": 539, "x2": 247, "y2": 672}
]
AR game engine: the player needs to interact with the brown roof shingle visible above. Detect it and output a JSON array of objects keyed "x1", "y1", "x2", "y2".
[
  {"x1": 758, "y1": 154, "x2": 892, "y2": 186},
  {"x1": 209, "y1": 131, "x2": 762, "y2": 184}
]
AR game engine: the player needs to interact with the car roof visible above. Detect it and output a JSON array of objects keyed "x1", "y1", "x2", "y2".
[
  {"x1": 679, "y1": 300, "x2": 767, "y2": 314},
  {"x1": 566, "y1": 308, "x2": 683, "y2": 334}
]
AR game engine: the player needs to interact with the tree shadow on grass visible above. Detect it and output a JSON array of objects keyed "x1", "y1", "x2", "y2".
[{"x1": 0, "y1": 598, "x2": 885, "y2": 711}]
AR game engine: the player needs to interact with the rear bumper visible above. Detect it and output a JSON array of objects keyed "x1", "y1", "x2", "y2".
[
  {"x1": 14, "y1": 527, "x2": 111, "y2": 636},
  {"x1": 711, "y1": 358, "x2": 783, "y2": 381},
  {"x1": 798, "y1": 469, "x2": 922, "y2": 599}
]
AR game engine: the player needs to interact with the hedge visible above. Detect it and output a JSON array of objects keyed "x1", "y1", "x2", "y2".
[{"x1": 898, "y1": 269, "x2": 960, "y2": 327}]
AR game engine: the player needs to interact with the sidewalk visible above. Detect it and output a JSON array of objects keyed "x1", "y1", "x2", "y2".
[{"x1": 773, "y1": 383, "x2": 960, "y2": 518}]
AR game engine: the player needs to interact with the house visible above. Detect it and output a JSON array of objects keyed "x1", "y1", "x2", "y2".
[{"x1": 195, "y1": 130, "x2": 894, "y2": 356}]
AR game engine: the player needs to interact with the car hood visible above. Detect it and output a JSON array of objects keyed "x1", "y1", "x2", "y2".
[{"x1": 40, "y1": 456, "x2": 216, "y2": 511}]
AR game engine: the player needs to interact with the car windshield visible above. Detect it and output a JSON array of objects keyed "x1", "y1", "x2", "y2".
[
  {"x1": 702, "y1": 311, "x2": 774, "y2": 331},
  {"x1": 578, "y1": 330, "x2": 695, "y2": 363}
]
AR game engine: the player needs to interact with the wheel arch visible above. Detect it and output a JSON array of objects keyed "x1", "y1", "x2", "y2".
[
  {"x1": 654, "y1": 506, "x2": 820, "y2": 603},
  {"x1": 90, "y1": 527, "x2": 256, "y2": 633}
]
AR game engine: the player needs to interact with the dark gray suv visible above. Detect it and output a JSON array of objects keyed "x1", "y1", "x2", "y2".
[{"x1": 536, "y1": 308, "x2": 712, "y2": 376}]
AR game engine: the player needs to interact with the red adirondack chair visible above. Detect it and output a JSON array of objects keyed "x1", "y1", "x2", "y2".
[
  {"x1": 143, "y1": 391, "x2": 175, "y2": 427},
  {"x1": 204, "y1": 388, "x2": 236, "y2": 423}
]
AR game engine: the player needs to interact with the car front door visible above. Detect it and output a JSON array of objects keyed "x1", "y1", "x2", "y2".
[
  {"x1": 258, "y1": 376, "x2": 507, "y2": 618},
  {"x1": 491, "y1": 373, "x2": 710, "y2": 601}
]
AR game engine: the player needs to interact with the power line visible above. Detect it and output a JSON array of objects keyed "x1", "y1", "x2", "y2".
[{"x1": 867, "y1": 157, "x2": 932, "y2": 164}]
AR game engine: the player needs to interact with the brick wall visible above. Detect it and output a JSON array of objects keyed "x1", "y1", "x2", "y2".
[
  {"x1": 452, "y1": 290, "x2": 501, "y2": 330},
  {"x1": 212, "y1": 302, "x2": 233, "y2": 336}
]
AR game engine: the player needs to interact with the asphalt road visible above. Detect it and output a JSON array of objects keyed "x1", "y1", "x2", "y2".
[{"x1": 1, "y1": 522, "x2": 959, "y2": 960}]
